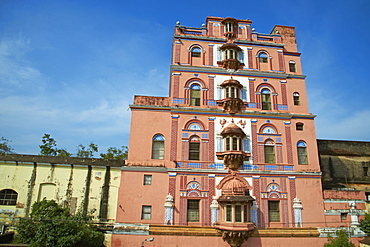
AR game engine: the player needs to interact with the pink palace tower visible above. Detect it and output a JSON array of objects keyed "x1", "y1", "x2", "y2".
[{"x1": 110, "y1": 16, "x2": 353, "y2": 247}]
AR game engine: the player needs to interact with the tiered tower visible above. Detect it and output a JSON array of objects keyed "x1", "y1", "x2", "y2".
[{"x1": 117, "y1": 16, "x2": 326, "y2": 246}]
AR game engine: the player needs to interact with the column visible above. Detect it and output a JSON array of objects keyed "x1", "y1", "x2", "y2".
[
  {"x1": 248, "y1": 78, "x2": 255, "y2": 104},
  {"x1": 208, "y1": 174, "x2": 216, "y2": 225},
  {"x1": 174, "y1": 40, "x2": 181, "y2": 64},
  {"x1": 278, "y1": 50, "x2": 284, "y2": 72},
  {"x1": 170, "y1": 115, "x2": 179, "y2": 161},
  {"x1": 251, "y1": 201, "x2": 259, "y2": 226},
  {"x1": 208, "y1": 75, "x2": 215, "y2": 99},
  {"x1": 349, "y1": 202, "x2": 359, "y2": 227},
  {"x1": 280, "y1": 80, "x2": 287, "y2": 108},
  {"x1": 252, "y1": 176, "x2": 261, "y2": 227},
  {"x1": 247, "y1": 47, "x2": 253, "y2": 69},
  {"x1": 210, "y1": 196, "x2": 219, "y2": 226},
  {"x1": 292, "y1": 197, "x2": 303, "y2": 227},
  {"x1": 289, "y1": 176, "x2": 297, "y2": 227},
  {"x1": 251, "y1": 119, "x2": 258, "y2": 163},
  {"x1": 164, "y1": 194, "x2": 174, "y2": 225},
  {"x1": 285, "y1": 121, "x2": 293, "y2": 164},
  {"x1": 207, "y1": 22, "x2": 213, "y2": 36},
  {"x1": 172, "y1": 73, "x2": 181, "y2": 99},
  {"x1": 208, "y1": 117, "x2": 215, "y2": 162}
]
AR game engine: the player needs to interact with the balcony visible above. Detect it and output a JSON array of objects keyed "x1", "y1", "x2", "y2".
[
  {"x1": 216, "y1": 151, "x2": 251, "y2": 170},
  {"x1": 217, "y1": 98, "x2": 243, "y2": 115}
]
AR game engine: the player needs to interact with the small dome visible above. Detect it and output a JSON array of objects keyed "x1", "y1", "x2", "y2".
[
  {"x1": 221, "y1": 122, "x2": 246, "y2": 137},
  {"x1": 219, "y1": 43, "x2": 242, "y2": 51},
  {"x1": 220, "y1": 78, "x2": 243, "y2": 88},
  {"x1": 223, "y1": 177, "x2": 246, "y2": 195},
  {"x1": 221, "y1": 17, "x2": 237, "y2": 25}
]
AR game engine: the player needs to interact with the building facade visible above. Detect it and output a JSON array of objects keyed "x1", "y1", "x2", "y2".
[
  {"x1": 0, "y1": 154, "x2": 122, "y2": 229},
  {"x1": 111, "y1": 16, "x2": 359, "y2": 247},
  {"x1": 1, "y1": 16, "x2": 368, "y2": 247}
]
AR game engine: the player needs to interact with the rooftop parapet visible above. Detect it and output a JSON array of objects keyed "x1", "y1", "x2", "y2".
[
  {"x1": 0, "y1": 153, "x2": 125, "y2": 167},
  {"x1": 133, "y1": 96, "x2": 171, "y2": 106}
]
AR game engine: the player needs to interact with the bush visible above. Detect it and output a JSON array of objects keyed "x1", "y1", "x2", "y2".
[{"x1": 14, "y1": 199, "x2": 104, "y2": 247}]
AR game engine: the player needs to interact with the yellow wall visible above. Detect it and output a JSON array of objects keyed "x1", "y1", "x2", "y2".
[{"x1": 0, "y1": 157, "x2": 122, "y2": 225}]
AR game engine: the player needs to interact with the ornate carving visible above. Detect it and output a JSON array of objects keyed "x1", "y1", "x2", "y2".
[
  {"x1": 221, "y1": 98, "x2": 243, "y2": 115},
  {"x1": 217, "y1": 171, "x2": 253, "y2": 191},
  {"x1": 217, "y1": 59, "x2": 244, "y2": 71},
  {"x1": 216, "y1": 152, "x2": 250, "y2": 171},
  {"x1": 219, "y1": 230, "x2": 253, "y2": 247},
  {"x1": 238, "y1": 120, "x2": 246, "y2": 129},
  {"x1": 220, "y1": 118, "x2": 227, "y2": 128},
  {"x1": 224, "y1": 153, "x2": 245, "y2": 170}
]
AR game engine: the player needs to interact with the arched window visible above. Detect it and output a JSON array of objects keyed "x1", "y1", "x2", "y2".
[
  {"x1": 191, "y1": 47, "x2": 201, "y2": 57},
  {"x1": 297, "y1": 141, "x2": 308, "y2": 165},
  {"x1": 190, "y1": 84, "x2": 201, "y2": 106},
  {"x1": 0, "y1": 189, "x2": 18, "y2": 205},
  {"x1": 262, "y1": 126, "x2": 276, "y2": 134},
  {"x1": 264, "y1": 139, "x2": 275, "y2": 164},
  {"x1": 152, "y1": 134, "x2": 165, "y2": 159},
  {"x1": 289, "y1": 61, "x2": 296, "y2": 72},
  {"x1": 261, "y1": 88, "x2": 271, "y2": 110},
  {"x1": 189, "y1": 135, "x2": 200, "y2": 160},
  {"x1": 188, "y1": 123, "x2": 202, "y2": 130},
  {"x1": 293, "y1": 92, "x2": 300, "y2": 105},
  {"x1": 258, "y1": 52, "x2": 268, "y2": 63}
]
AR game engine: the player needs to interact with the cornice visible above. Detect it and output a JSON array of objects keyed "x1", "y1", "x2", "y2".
[
  {"x1": 170, "y1": 65, "x2": 306, "y2": 79},
  {"x1": 129, "y1": 104, "x2": 316, "y2": 119},
  {"x1": 173, "y1": 34, "x2": 286, "y2": 48},
  {"x1": 121, "y1": 166, "x2": 322, "y2": 177}
]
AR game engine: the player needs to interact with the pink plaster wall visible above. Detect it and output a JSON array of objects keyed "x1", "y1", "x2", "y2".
[
  {"x1": 127, "y1": 109, "x2": 173, "y2": 166},
  {"x1": 116, "y1": 171, "x2": 168, "y2": 224},
  {"x1": 111, "y1": 234, "x2": 329, "y2": 247},
  {"x1": 295, "y1": 177, "x2": 326, "y2": 227},
  {"x1": 324, "y1": 190, "x2": 366, "y2": 200}
]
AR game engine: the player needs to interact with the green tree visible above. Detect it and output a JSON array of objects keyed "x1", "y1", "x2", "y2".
[
  {"x1": 324, "y1": 229, "x2": 355, "y2": 247},
  {"x1": 39, "y1": 134, "x2": 58, "y2": 156},
  {"x1": 39, "y1": 134, "x2": 72, "y2": 157},
  {"x1": 100, "y1": 146, "x2": 128, "y2": 160},
  {"x1": 0, "y1": 137, "x2": 15, "y2": 154},
  {"x1": 56, "y1": 148, "x2": 72, "y2": 157},
  {"x1": 359, "y1": 213, "x2": 370, "y2": 235},
  {"x1": 14, "y1": 199, "x2": 104, "y2": 247},
  {"x1": 76, "y1": 143, "x2": 99, "y2": 158}
]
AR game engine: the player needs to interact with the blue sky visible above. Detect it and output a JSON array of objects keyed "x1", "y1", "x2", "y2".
[{"x1": 1, "y1": 0, "x2": 369, "y2": 156}]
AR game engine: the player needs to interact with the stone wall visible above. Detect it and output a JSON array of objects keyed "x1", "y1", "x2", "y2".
[{"x1": 318, "y1": 139, "x2": 370, "y2": 191}]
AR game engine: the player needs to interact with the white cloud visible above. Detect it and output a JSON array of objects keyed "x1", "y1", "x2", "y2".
[{"x1": 0, "y1": 36, "x2": 46, "y2": 93}]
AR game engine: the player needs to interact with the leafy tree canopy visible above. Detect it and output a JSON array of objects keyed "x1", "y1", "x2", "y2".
[
  {"x1": 359, "y1": 213, "x2": 370, "y2": 235},
  {"x1": 324, "y1": 229, "x2": 355, "y2": 247},
  {"x1": 76, "y1": 143, "x2": 99, "y2": 158},
  {"x1": 0, "y1": 137, "x2": 15, "y2": 154},
  {"x1": 14, "y1": 199, "x2": 104, "y2": 247},
  {"x1": 39, "y1": 134, "x2": 72, "y2": 157},
  {"x1": 100, "y1": 146, "x2": 128, "y2": 160}
]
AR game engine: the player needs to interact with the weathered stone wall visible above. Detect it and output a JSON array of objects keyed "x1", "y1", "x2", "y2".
[{"x1": 318, "y1": 140, "x2": 370, "y2": 190}]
